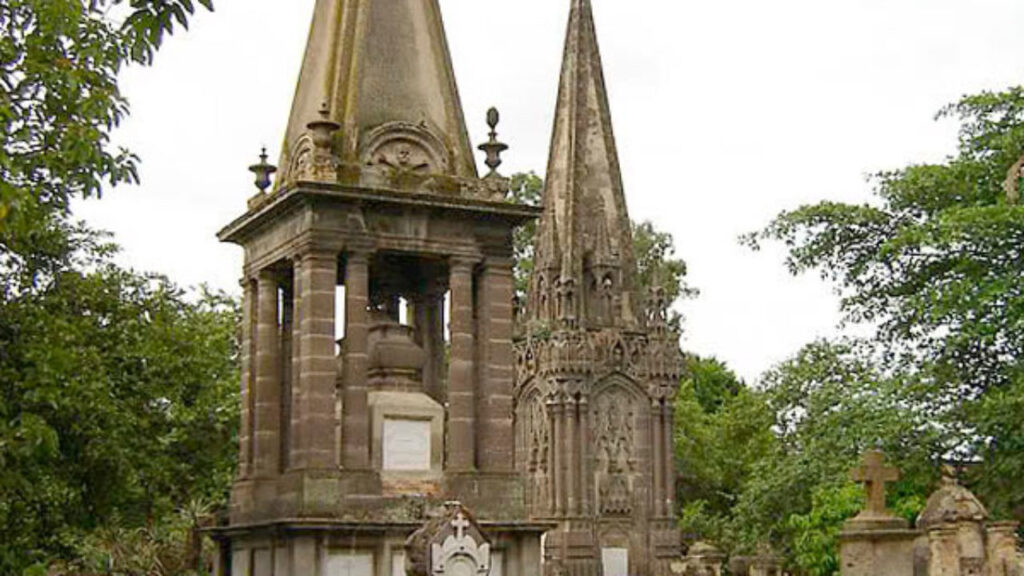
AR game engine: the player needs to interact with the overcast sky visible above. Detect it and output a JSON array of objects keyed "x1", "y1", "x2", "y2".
[{"x1": 76, "y1": 0, "x2": 1024, "y2": 382}]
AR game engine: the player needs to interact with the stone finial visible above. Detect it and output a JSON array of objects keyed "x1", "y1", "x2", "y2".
[
  {"x1": 248, "y1": 147, "x2": 277, "y2": 193},
  {"x1": 304, "y1": 102, "x2": 341, "y2": 181},
  {"x1": 917, "y1": 464, "x2": 989, "y2": 530},
  {"x1": 478, "y1": 107, "x2": 508, "y2": 177},
  {"x1": 647, "y1": 284, "x2": 671, "y2": 334},
  {"x1": 405, "y1": 502, "x2": 492, "y2": 576},
  {"x1": 850, "y1": 450, "x2": 900, "y2": 521}
]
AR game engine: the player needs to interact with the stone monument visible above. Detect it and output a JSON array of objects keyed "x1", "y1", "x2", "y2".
[
  {"x1": 405, "y1": 502, "x2": 492, "y2": 576},
  {"x1": 839, "y1": 451, "x2": 1024, "y2": 576},
  {"x1": 212, "y1": 1, "x2": 548, "y2": 574},
  {"x1": 513, "y1": 1, "x2": 687, "y2": 575}
]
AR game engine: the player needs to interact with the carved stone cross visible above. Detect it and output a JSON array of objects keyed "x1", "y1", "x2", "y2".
[
  {"x1": 851, "y1": 450, "x2": 900, "y2": 518},
  {"x1": 452, "y1": 512, "x2": 471, "y2": 540}
]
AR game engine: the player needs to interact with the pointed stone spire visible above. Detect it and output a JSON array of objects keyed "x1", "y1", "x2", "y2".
[
  {"x1": 276, "y1": 0, "x2": 478, "y2": 186},
  {"x1": 529, "y1": 0, "x2": 638, "y2": 328}
]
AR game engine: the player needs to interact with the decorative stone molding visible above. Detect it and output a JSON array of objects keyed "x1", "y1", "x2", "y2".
[
  {"x1": 361, "y1": 122, "x2": 450, "y2": 176},
  {"x1": 514, "y1": 329, "x2": 685, "y2": 392}
]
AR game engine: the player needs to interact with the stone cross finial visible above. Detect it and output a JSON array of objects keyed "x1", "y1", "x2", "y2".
[
  {"x1": 851, "y1": 450, "x2": 900, "y2": 518},
  {"x1": 452, "y1": 512, "x2": 471, "y2": 540}
]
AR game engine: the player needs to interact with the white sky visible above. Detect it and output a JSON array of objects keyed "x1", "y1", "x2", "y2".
[{"x1": 76, "y1": 0, "x2": 1024, "y2": 382}]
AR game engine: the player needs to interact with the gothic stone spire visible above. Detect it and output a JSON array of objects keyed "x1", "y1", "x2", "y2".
[
  {"x1": 529, "y1": 0, "x2": 639, "y2": 329},
  {"x1": 275, "y1": 0, "x2": 478, "y2": 186}
]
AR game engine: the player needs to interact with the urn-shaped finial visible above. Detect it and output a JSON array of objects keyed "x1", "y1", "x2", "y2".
[
  {"x1": 478, "y1": 107, "x2": 508, "y2": 177},
  {"x1": 248, "y1": 147, "x2": 277, "y2": 193}
]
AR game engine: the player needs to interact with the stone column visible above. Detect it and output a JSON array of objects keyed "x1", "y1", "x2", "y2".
[
  {"x1": 238, "y1": 278, "x2": 256, "y2": 479},
  {"x1": 289, "y1": 264, "x2": 303, "y2": 467},
  {"x1": 296, "y1": 251, "x2": 338, "y2": 469},
  {"x1": 342, "y1": 251, "x2": 371, "y2": 469},
  {"x1": 650, "y1": 401, "x2": 664, "y2": 517},
  {"x1": 448, "y1": 257, "x2": 477, "y2": 471},
  {"x1": 477, "y1": 257, "x2": 516, "y2": 472},
  {"x1": 927, "y1": 526, "x2": 959, "y2": 576},
  {"x1": 986, "y1": 522, "x2": 1022, "y2": 574},
  {"x1": 423, "y1": 292, "x2": 446, "y2": 404},
  {"x1": 663, "y1": 402, "x2": 675, "y2": 517},
  {"x1": 254, "y1": 270, "x2": 282, "y2": 477},
  {"x1": 279, "y1": 278, "x2": 294, "y2": 471},
  {"x1": 552, "y1": 396, "x2": 565, "y2": 516},
  {"x1": 566, "y1": 395, "x2": 577, "y2": 515},
  {"x1": 579, "y1": 397, "x2": 591, "y2": 516},
  {"x1": 412, "y1": 290, "x2": 446, "y2": 404},
  {"x1": 547, "y1": 397, "x2": 558, "y2": 515},
  {"x1": 475, "y1": 256, "x2": 516, "y2": 471}
]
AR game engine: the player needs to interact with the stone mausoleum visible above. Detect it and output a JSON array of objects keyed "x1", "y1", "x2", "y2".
[
  {"x1": 214, "y1": 0, "x2": 549, "y2": 574},
  {"x1": 212, "y1": 0, "x2": 686, "y2": 575}
]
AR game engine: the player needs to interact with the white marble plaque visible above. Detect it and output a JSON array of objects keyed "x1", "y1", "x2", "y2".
[
  {"x1": 383, "y1": 418, "x2": 431, "y2": 471},
  {"x1": 392, "y1": 551, "x2": 406, "y2": 576},
  {"x1": 232, "y1": 549, "x2": 251, "y2": 576},
  {"x1": 601, "y1": 548, "x2": 629, "y2": 576},
  {"x1": 491, "y1": 551, "x2": 504, "y2": 576},
  {"x1": 327, "y1": 551, "x2": 374, "y2": 576},
  {"x1": 253, "y1": 549, "x2": 272, "y2": 576}
]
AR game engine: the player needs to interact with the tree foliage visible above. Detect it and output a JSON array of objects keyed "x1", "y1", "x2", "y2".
[
  {"x1": 745, "y1": 87, "x2": 1024, "y2": 520},
  {"x1": 0, "y1": 229, "x2": 239, "y2": 575},
  {"x1": 744, "y1": 88, "x2": 1024, "y2": 394},
  {"x1": 0, "y1": 0, "x2": 213, "y2": 249},
  {"x1": 676, "y1": 342, "x2": 937, "y2": 575},
  {"x1": 686, "y1": 87, "x2": 1024, "y2": 573},
  {"x1": 1, "y1": 2, "x2": 227, "y2": 574},
  {"x1": 508, "y1": 172, "x2": 543, "y2": 298}
]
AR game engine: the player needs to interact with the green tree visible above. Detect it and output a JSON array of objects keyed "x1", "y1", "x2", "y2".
[
  {"x1": 0, "y1": 0, "x2": 213, "y2": 249},
  {"x1": 745, "y1": 86, "x2": 1024, "y2": 520},
  {"x1": 0, "y1": 229, "x2": 239, "y2": 574},
  {"x1": 685, "y1": 355, "x2": 744, "y2": 414},
  {"x1": 675, "y1": 368, "x2": 775, "y2": 538},
  {"x1": 1, "y1": 2, "x2": 226, "y2": 573},
  {"x1": 676, "y1": 342, "x2": 937, "y2": 574},
  {"x1": 508, "y1": 172, "x2": 543, "y2": 297}
]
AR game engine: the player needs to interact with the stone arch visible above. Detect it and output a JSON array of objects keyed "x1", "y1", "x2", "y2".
[
  {"x1": 590, "y1": 374, "x2": 647, "y2": 518},
  {"x1": 514, "y1": 379, "x2": 552, "y2": 514},
  {"x1": 360, "y1": 122, "x2": 449, "y2": 175},
  {"x1": 597, "y1": 524, "x2": 637, "y2": 576},
  {"x1": 284, "y1": 133, "x2": 315, "y2": 184}
]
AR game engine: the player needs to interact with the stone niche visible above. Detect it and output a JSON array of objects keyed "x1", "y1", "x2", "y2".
[{"x1": 366, "y1": 312, "x2": 444, "y2": 495}]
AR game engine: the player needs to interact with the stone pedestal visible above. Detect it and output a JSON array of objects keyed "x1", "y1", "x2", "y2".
[{"x1": 839, "y1": 523, "x2": 918, "y2": 576}]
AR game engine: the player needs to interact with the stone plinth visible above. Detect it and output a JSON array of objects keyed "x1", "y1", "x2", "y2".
[
  {"x1": 839, "y1": 525, "x2": 918, "y2": 576},
  {"x1": 840, "y1": 450, "x2": 917, "y2": 576}
]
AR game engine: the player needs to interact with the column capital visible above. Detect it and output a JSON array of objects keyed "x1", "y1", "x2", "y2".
[
  {"x1": 257, "y1": 267, "x2": 280, "y2": 282},
  {"x1": 449, "y1": 255, "x2": 481, "y2": 271},
  {"x1": 293, "y1": 248, "x2": 339, "y2": 265},
  {"x1": 482, "y1": 254, "x2": 515, "y2": 269}
]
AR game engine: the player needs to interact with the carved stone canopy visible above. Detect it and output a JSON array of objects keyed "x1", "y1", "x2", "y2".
[{"x1": 405, "y1": 502, "x2": 492, "y2": 576}]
